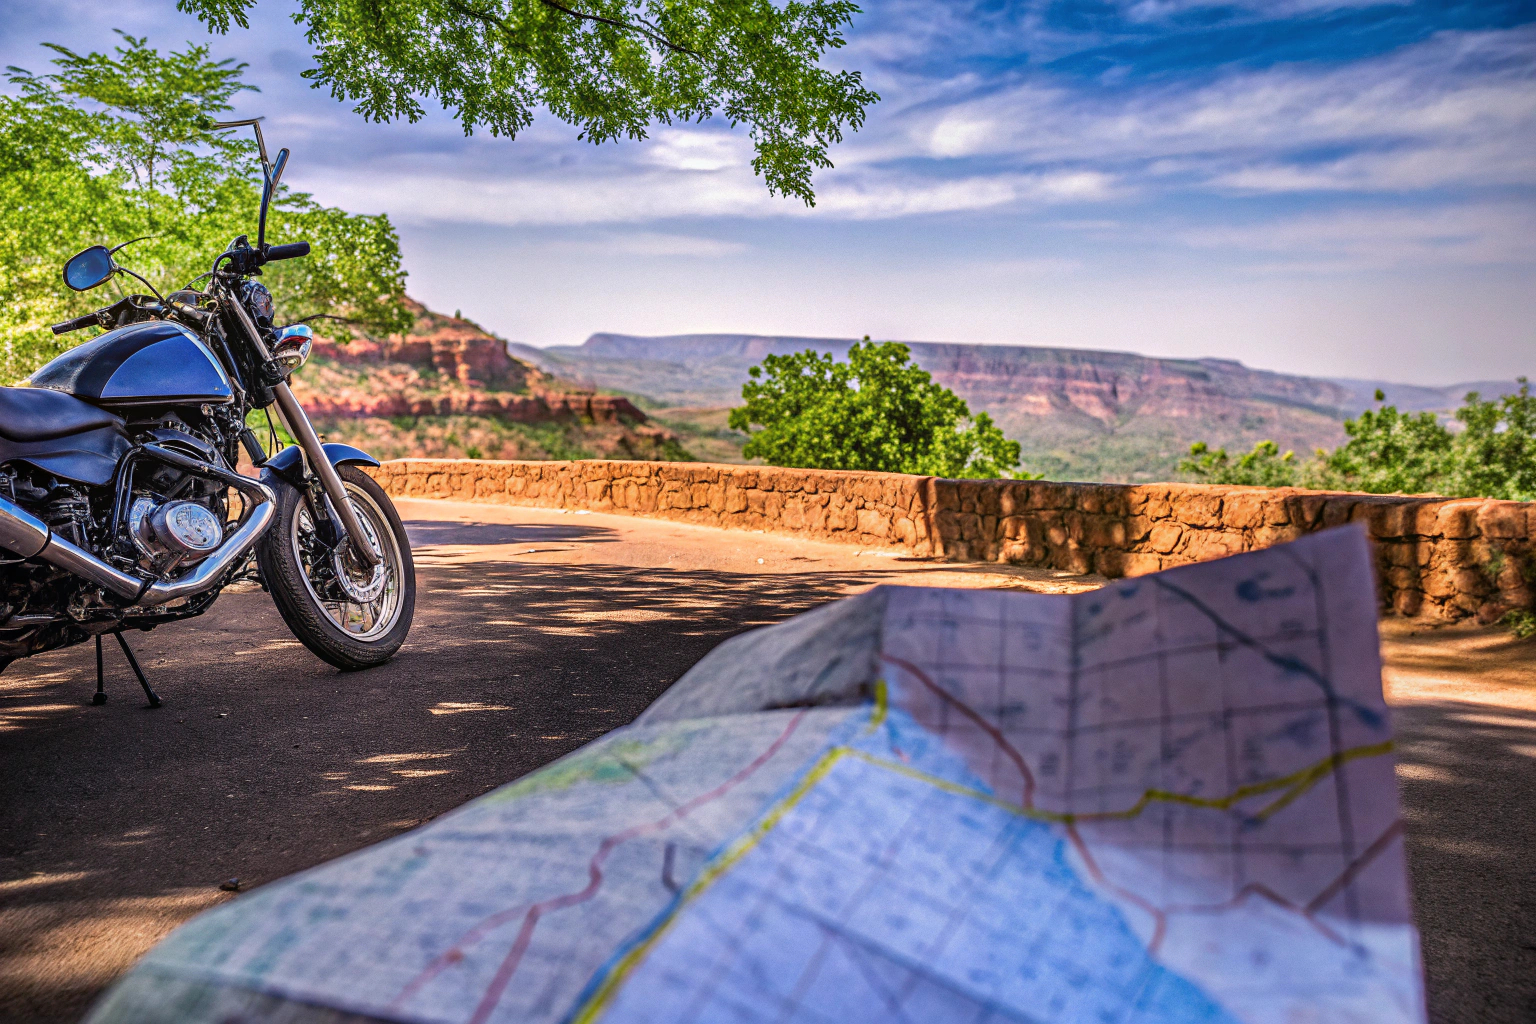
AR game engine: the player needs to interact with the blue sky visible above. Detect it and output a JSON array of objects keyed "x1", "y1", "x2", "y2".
[{"x1": 3, "y1": 1, "x2": 1533, "y2": 384}]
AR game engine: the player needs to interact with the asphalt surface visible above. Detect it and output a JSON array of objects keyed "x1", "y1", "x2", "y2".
[{"x1": 0, "y1": 499, "x2": 1532, "y2": 1023}]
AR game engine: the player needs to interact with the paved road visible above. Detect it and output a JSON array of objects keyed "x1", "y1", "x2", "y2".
[{"x1": 1, "y1": 499, "x2": 1532, "y2": 1023}]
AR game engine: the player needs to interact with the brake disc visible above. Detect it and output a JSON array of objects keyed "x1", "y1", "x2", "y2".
[{"x1": 329, "y1": 498, "x2": 387, "y2": 603}]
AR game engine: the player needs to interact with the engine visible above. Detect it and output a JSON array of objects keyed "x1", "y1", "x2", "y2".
[
  {"x1": 128, "y1": 497, "x2": 224, "y2": 574},
  {"x1": 0, "y1": 417, "x2": 238, "y2": 661}
]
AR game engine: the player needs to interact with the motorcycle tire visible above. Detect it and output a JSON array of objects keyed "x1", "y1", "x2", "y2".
[{"x1": 256, "y1": 464, "x2": 415, "y2": 671}]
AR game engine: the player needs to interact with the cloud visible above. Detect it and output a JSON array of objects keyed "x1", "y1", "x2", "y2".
[
  {"x1": 549, "y1": 232, "x2": 748, "y2": 258},
  {"x1": 311, "y1": 159, "x2": 1122, "y2": 227},
  {"x1": 1182, "y1": 202, "x2": 1536, "y2": 270},
  {"x1": 884, "y1": 26, "x2": 1536, "y2": 186}
]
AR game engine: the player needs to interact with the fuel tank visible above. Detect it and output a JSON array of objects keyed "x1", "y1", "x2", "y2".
[{"x1": 28, "y1": 320, "x2": 234, "y2": 408}]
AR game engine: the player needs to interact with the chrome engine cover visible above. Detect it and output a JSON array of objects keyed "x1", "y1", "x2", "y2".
[{"x1": 130, "y1": 497, "x2": 223, "y2": 572}]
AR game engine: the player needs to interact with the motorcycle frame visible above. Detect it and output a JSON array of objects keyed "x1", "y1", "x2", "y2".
[{"x1": 215, "y1": 283, "x2": 380, "y2": 568}]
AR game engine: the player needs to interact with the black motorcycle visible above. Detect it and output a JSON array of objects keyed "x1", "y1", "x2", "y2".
[{"x1": 0, "y1": 119, "x2": 414, "y2": 703}]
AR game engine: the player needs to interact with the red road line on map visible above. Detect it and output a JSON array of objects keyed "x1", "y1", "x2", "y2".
[
  {"x1": 1306, "y1": 819, "x2": 1406, "y2": 915},
  {"x1": 875, "y1": 656, "x2": 1404, "y2": 960},
  {"x1": 390, "y1": 710, "x2": 808, "y2": 1019},
  {"x1": 879, "y1": 654, "x2": 1038, "y2": 809},
  {"x1": 1064, "y1": 823, "x2": 1169, "y2": 953},
  {"x1": 1162, "y1": 883, "x2": 1348, "y2": 947},
  {"x1": 1150, "y1": 819, "x2": 1407, "y2": 951}
]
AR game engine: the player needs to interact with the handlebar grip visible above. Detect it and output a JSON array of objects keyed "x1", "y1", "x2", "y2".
[
  {"x1": 265, "y1": 242, "x2": 310, "y2": 262},
  {"x1": 51, "y1": 312, "x2": 102, "y2": 336}
]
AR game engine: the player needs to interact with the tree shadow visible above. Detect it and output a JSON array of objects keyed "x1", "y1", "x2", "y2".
[
  {"x1": 1393, "y1": 698, "x2": 1536, "y2": 1024},
  {"x1": 0, "y1": 555, "x2": 920, "y2": 1023},
  {"x1": 403, "y1": 518, "x2": 619, "y2": 548}
]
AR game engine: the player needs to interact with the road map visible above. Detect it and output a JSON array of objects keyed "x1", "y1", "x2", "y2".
[{"x1": 89, "y1": 525, "x2": 1424, "y2": 1024}]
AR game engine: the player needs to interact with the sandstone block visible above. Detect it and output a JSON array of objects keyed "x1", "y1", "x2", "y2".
[
  {"x1": 1149, "y1": 523, "x2": 1183, "y2": 554},
  {"x1": 1094, "y1": 549, "x2": 1126, "y2": 577},
  {"x1": 1120, "y1": 551, "x2": 1163, "y2": 577},
  {"x1": 1478, "y1": 502, "x2": 1526, "y2": 540},
  {"x1": 857, "y1": 508, "x2": 889, "y2": 539},
  {"x1": 1434, "y1": 502, "x2": 1481, "y2": 540},
  {"x1": 1174, "y1": 490, "x2": 1223, "y2": 528},
  {"x1": 1180, "y1": 530, "x2": 1245, "y2": 563},
  {"x1": 1221, "y1": 492, "x2": 1267, "y2": 530}
]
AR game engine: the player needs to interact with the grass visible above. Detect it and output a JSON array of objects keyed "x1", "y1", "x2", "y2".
[{"x1": 1501, "y1": 609, "x2": 1536, "y2": 640}]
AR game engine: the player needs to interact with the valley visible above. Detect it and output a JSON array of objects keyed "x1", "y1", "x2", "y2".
[{"x1": 292, "y1": 306, "x2": 1517, "y2": 483}]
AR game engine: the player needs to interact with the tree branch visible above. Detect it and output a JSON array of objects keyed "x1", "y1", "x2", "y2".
[
  {"x1": 532, "y1": 0, "x2": 700, "y2": 58},
  {"x1": 443, "y1": 0, "x2": 699, "y2": 59}
]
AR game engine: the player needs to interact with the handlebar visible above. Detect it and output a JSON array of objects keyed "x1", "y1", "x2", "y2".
[
  {"x1": 265, "y1": 242, "x2": 310, "y2": 262},
  {"x1": 51, "y1": 311, "x2": 105, "y2": 336}
]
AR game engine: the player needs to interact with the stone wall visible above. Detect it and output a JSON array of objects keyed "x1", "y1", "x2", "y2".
[{"x1": 367, "y1": 459, "x2": 1535, "y2": 622}]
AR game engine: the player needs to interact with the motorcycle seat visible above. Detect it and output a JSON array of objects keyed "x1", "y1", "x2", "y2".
[{"x1": 0, "y1": 386, "x2": 125, "y2": 443}]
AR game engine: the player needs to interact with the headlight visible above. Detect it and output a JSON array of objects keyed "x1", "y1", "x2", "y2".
[
  {"x1": 272, "y1": 323, "x2": 313, "y2": 374},
  {"x1": 241, "y1": 281, "x2": 275, "y2": 326}
]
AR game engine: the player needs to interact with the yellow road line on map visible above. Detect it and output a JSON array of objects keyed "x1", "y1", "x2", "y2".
[
  {"x1": 569, "y1": 709, "x2": 1393, "y2": 1022},
  {"x1": 866, "y1": 678, "x2": 889, "y2": 733},
  {"x1": 843, "y1": 740, "x2": 1394, "y2": 826},
  {"x1": 569, "y1": 746, "x2": 851, "y2": 1024}
]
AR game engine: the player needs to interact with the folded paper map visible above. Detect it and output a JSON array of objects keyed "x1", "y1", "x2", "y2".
[{"x1": 88, "y1": 524, "x2": 1423, "y2": 1024}]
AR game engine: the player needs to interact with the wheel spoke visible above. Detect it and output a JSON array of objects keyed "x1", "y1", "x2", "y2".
[{"x1": 290, "y1": 482, "x2": 403, "y2": 643}]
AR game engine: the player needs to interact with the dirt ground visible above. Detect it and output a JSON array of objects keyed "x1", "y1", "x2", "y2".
[{"x1": 1, "y1": 499, "x2": 1532, "y2": 1023}]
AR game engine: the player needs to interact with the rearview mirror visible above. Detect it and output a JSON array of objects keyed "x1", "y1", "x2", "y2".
[{"x1": 63, "y1": 245, "x2": 115, "y2": 291}]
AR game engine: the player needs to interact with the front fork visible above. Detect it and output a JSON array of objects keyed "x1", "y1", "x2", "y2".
[{"x1": 221, "y1": 291, "x2": 380, "y2": 569}]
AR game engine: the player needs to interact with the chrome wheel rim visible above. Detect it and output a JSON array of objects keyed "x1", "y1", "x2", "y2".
[{"x1": 291, "y1": 483, "x2": 403, "y2": 642}]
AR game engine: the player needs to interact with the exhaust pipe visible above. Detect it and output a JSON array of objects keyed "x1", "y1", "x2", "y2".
[{"x1": 0, "y1": 446, "x2": 275, "y2": 607}]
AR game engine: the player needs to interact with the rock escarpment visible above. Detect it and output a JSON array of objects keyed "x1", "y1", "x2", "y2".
[{"x1": 293, "y1": 300, "x2": 649, "y2": 427}]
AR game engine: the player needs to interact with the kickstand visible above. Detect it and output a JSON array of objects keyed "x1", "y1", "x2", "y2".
[
  {"x1": 92, "y1": 634, "x2": 107, "y2": 705},
  {"x1": 113, "y1": 631, "x2": 161, "y2": 708}
]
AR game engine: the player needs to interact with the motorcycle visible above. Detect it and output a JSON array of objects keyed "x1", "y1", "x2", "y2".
[{"x1": 0, "y1": 119, "x2": 414, "y2": 703}]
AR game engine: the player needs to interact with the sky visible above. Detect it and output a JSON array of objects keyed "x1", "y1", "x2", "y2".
[{"x1": 3, "y1": 1, "x2": 1533, "y2": 385}]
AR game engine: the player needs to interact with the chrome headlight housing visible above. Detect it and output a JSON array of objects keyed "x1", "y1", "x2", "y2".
[{"x1": 272, "y1": 323, "x2": 314, "y2": 374}]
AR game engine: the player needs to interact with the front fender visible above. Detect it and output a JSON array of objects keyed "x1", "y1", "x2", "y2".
[{"x1": 260, "y1": 443, "x2": 380, "y2": 490}]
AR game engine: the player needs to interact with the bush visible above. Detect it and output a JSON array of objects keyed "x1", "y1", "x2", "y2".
[
  {"x1": 1318, "y1": 390, "x2": 1452, "y2": 495},
  {"x1": 1182, "y1": 381, "x2": 1536, "y2": 500},
  {"x1": 728, "y1": 340, "x2": 1032, "y2": 479},
  {"x1": 1178, "y1": 440, "x2": 1300, "y2": 487}
]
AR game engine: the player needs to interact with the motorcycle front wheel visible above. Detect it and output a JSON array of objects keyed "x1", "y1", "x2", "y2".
[{"x1": 256, "y1": 464, "x2": 415, "y2": 670}]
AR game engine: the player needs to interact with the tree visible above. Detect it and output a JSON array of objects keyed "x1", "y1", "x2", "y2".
[
  {"x1": 1, "y1": 34, "x2": 409, "y2": 381},
  {"x1": 1446, "y1": 378, "x2": 1536, "y2": 501},
  {"x1": 728, "y1": 340, "x2": 1026, "y2": 479},
  {"x1": 1180, "y1": 385, "x2": 1536, "y2": 500},
  {"x1": 179, "y1": 0, "x2": 878, "y2": 204},
  {"x1": 1319, "y1": 390, "x2": 1453, "y2": 495},
  {"x1": 1178, "y1": 440, "x2": 1300, "y2": 488}
]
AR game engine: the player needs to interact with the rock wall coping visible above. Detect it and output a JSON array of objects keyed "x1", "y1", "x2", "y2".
[{"x1": 366, "y1": 458, "x2": 1535, "y2": 622}]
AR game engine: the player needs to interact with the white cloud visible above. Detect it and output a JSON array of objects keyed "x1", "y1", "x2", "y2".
[
  {"x1": 882, "y1": 26, "x2": 1536, "y2": 196},
  {"x1": 1182, "y1": 202, "x2": 1536, "y2": 270},
  {"x1": 642, "y1": 130, "x2": 750, "y2": 173},
  {"x1": 310, "y1": 162, "x2": 1122, "y2": 227},
  {"x1": 552, "y1": 232, "x2": 748, "y2": 258}
]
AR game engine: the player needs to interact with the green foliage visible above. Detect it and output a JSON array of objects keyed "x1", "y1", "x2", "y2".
[
  {"x1": 0, "y1": 33, "x2": 408, "y2": 381},
  {"x1": 179, "y1": 0, "x2": 877, "y2": 205},
  {"x1": 1502, "y1": 609, "x2": 1536, "y2": 641},
  {"x1": 1319, "y1": 389, "x2": 1453, "y2": 495},
  {"x1": 1445, "y1": 379, "x2": 1536, "y2": 501},
  {"x1": 1181, "y1": 382, "x2": 1536, "y2": 500},
  {"x1": 728, "y1": 340, "x2": 1027, "y2": 479},
  {"x1": 1178, "y1": 440, "x2": 1300, "y2": 487}
]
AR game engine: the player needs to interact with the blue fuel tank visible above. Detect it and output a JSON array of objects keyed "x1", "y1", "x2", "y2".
[{"x1": 28, "y1": 320, "x2": 234, "y2": 408}]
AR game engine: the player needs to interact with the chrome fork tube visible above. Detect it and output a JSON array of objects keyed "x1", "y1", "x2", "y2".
[{"x1": 221, "y1": 286, "x2": 380, "y2": 568}]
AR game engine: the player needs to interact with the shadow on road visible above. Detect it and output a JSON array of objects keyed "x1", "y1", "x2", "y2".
[
  {"x1": 1393, "y1": 698, "x2": 1536, "y2": 1024},
  {"x1": 0, "y1": 556, "x2": 913, "y2": 1023},
  {"x1": 404, "y1": 518, "x2": 620, "y2": 548},
  {"x1": 2, "y1": 550, "x2": 1532, "y2": 1023}
]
